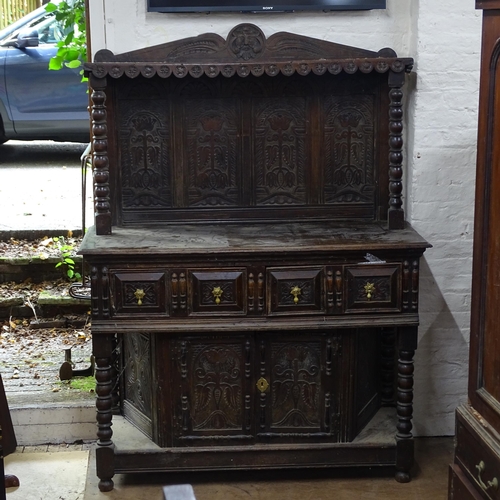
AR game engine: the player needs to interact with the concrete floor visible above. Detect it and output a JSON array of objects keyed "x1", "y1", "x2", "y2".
[{"x1": 5, "y1": 437, "x2": 454, "y2": 500}]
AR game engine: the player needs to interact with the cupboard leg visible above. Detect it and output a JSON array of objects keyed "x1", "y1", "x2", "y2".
[
  {"x1": 95, "y1": 335, "x2": 115, "y2": 492},
  {"x1": 395, "y1": 346, "x2": 415, "y2": 482}
]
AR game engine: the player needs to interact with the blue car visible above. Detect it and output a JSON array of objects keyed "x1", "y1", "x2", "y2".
[{"x1": 0, "y1": 4, "x2": 89, "y2": 144}]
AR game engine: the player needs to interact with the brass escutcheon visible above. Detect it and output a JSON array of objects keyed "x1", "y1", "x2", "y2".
[
  {"x1": 212, "y1": 286, "x2": 223, "y2": 305},
  {"x1": 134, "y1": 288, "x2": 145, "y2": 306},
  {"x1": 256, "y1": 377, "x2": 269, "y2": 393},
  {"x1": 364, "y1": 282, "x2": 376, "y2": 300},
  {"x1": 290, "y1": 285, "x2": 302, "y2": 304}
]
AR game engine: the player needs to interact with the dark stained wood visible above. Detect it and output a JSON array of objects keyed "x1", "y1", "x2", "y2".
[
  {"x1": 0, "y1": 373, "x2": 18, "y2": 498},
  {"x1": 450, "y1": 6, "x2": 500, "y2": 500},
  {"x1": 476, "y1": 0, "x2": 500, "y2": 9},
  {"x1": 84, "y1": 24, "x2": 413, "y2": 235},
  {"x1": 81, "y1": 25, "x2": 428, "y2": 492}
]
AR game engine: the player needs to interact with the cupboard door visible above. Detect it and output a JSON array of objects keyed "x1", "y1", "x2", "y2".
[
  {"x1": 171, "y1": 335, "x2": 254, "y2": 446},
  {"x1": 255, "y1": 332, "x2": 345, "y2": 443},
  {"x1": 468, "y1": 12, "x2": 500, "y2": 434}
]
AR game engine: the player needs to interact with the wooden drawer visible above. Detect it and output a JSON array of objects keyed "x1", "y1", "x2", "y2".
[
  {"x1": 344, "y1": 264, "x2": 401, "y2": 313},
  {"x1": 456, "y1": 408, "x2": 500, "y2": 500},
  {"x1": 267, "y1": 267, "x2": 324, "y2": 315},
  {"x1": 112, "y1": 272, "x2": 167, "y2": 315},
  {"x1": 189, "y1": 269, "x2": 246, "y2": 315},
  {"x1": 449, "y1": 464, "x2": 484, "y2": 500}
]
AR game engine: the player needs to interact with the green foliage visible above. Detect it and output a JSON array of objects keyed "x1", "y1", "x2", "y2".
[
  {"x1": 45, "y1": 0, "x2": 87, "y2": 81},
  {"x1": 53, "y1": 236, "x2": 82, "y2": 281},
  {"x1": 59, "y1": 376, "x2": 96, "y2": 392}
]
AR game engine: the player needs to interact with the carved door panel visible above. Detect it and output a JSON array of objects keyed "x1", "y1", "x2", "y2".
[
  {"x1": 255, "y1": 332, "x2": 344, "y2": 443},
  {"x1": 122, "y1": 332, "x2": 154, "y2": 439},
  {"x1": 171, "y1": 334, "x2": 254, "y2": 446}
]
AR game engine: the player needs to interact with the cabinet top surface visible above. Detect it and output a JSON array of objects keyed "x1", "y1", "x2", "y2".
[{"x1": 79, "y1": 222, "x2": 430, "y2": 257}]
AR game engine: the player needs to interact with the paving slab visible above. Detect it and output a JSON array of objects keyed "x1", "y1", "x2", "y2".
[{"x1": 0, "y1": 140, "x2": 93, "y2": 233}]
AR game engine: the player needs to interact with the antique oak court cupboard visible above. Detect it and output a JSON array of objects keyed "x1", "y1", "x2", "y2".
[
  {"x1": 80, "y1": 24, "x2": 430, "y2": 491},
  {"x1": 449, "y1": 2, "x2": 500, "y2": 499}
]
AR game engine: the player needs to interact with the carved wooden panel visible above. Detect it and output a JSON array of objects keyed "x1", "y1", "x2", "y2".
[
  {"x1": 256, "y1": 333, "x2": 341, "y2": 441},
  {"x1": 118, "y1": 98, "x2": 172, "y2": 214},
  {"x1": 172, "y1": 336, "x2": 252, "y2": 443},
  {"x1": 185, "y1": 99, "x2": 240, "y2": 207},
  {"x1": 270, "y1": 341, "x2": 321, "y2": 429},
  {"x1": 254, "y1": 98, "x2": 307, "y2": 205},
  {"x1": 324, "y1": 95, "x2": 375, "y2": 205},
  {"x1": 122, "y1": 332, "x2": 153, "y2": 437}
]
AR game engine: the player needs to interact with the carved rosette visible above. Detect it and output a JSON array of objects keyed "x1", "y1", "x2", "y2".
[
  {"x1": 353, "y1": 277, "x2": 390, "y2": 302},
  {"x1": 123, "y1": 283, "x2": 157, "y2": 307}
]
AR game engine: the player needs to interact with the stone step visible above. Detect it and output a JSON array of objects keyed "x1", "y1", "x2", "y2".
[
  {"x1": 9, "y1": 400, "x2": 96, "y2": 446},
  {"x1": 0, "y1": 255, "x2": 85, "y2": 284},
  {"x1": 0, "y1": 287, "x2": 90, "y2": 319}
]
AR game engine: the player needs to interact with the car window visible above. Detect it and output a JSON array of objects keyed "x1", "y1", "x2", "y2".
[
  {"x1": 1, "y1": 12, "x2": 67, "y2": 46},
  {"x1": 35, "y1": 14, "x2": 66, "y2": 44}
]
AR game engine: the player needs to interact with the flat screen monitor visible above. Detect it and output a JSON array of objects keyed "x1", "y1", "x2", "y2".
[{"x1": 147, "y1": 0, "x2": 386, "y2": 13}]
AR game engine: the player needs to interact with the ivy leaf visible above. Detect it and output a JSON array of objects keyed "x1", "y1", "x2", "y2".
[
  {"x1": 65, "y1": 59, "x2": 82, "y2": 69},
  {"x1": 45, "y1": 2, "x2": 57, "y2": 12},
  {"x1": 49, "y1": 57, "x2": 63, "y2": 71}
]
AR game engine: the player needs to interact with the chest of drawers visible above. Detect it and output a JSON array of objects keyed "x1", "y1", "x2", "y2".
[{"x1": 81, "y1": 24, "x2": 429, "y2": 491}]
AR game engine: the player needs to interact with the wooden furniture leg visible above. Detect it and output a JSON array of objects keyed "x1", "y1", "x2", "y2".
[
  {"x1": 94, "y1": 334, "x2": 115, "y2": 492},
  {"x1": 395, "y1": 326, "x2": 417, "y2": 483}
]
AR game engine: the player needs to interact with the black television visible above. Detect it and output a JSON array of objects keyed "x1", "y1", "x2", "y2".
[{"x1": 147, "y1": 0, "x2": 386, "y2": 14}]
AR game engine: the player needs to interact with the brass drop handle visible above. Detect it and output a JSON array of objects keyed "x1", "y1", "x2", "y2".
[
  {"x1": 476, "y1": 460, "x2": 499, "y2": 492},
  {"x1": 256, "y1": 377, "x2": 269, "y2": 393},
  {"x1": 212, "y1": 286, "x2": 223, "y2": 305},
  {"x1": 364, "y1": 282, "x2": 375, "y2": 300},
  {"x1": 290, "y1": 285, "x2": 301, "y2": 304},
  {"x1": 134, "y1": 288, "x2": 145, "y2": 306}
]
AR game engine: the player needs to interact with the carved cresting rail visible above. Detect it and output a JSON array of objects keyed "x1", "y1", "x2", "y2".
[{"x1": 84, "y1": 23, "x2": 413, "y2": 235}]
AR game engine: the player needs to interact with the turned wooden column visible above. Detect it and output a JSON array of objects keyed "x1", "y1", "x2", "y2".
[
  {"x1": 395, "y1": 326, "x2": 417, "y2": 483},
  {"x1": 94, "y1": 334, "x2": 115, "y2": 492}
]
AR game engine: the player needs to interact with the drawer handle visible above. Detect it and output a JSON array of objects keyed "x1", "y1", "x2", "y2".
[
  {"x1": 134, "y1": 288, "x2": 145, "y2": 306},
  {"x1": 364, "y1": 282, "x2": 376, "y2": 300},
  {"x1": 476, "y1": 460, "x2": 499, "y2": 492},
  {"x1": 212, "y1": 286, "x2": 223, "y2": 305},
  {"x1": 256, "y1": 377, "x2": 269, "y2": 393},
  {"x1": 290, "y1": 286, "x2": 302, "y2": 304}
]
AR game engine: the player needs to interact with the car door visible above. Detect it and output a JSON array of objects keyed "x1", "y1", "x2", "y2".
[{"x1": 2, "y1": 11, "x2": 89, "y2": 139}]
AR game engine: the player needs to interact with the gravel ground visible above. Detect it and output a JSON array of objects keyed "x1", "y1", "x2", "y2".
[{"x1": 0, "y1": 235, "x2": 94, "y2": 406}]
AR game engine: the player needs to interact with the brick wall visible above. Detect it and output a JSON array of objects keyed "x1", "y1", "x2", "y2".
[{"x1": 88, "y1": 0, "x2": 482, "y2": 436}]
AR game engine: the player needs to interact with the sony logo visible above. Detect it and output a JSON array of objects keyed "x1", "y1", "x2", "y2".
[{"x1": 262, "y1": 6, "x2": 274, "y2": 9}]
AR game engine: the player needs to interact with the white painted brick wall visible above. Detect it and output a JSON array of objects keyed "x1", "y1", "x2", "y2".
[{"x1": 88, "y1": 0, "x2": 482, "y2": 436}]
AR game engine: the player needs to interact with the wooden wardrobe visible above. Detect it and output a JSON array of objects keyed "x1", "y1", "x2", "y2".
[{"x1": 449, "y1": 2, "x2": 500, "y2": 498}]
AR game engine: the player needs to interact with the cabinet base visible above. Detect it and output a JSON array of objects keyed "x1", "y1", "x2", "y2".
[{"x1": 94, "y1": 407, "x2": 411, "y2": 490}]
